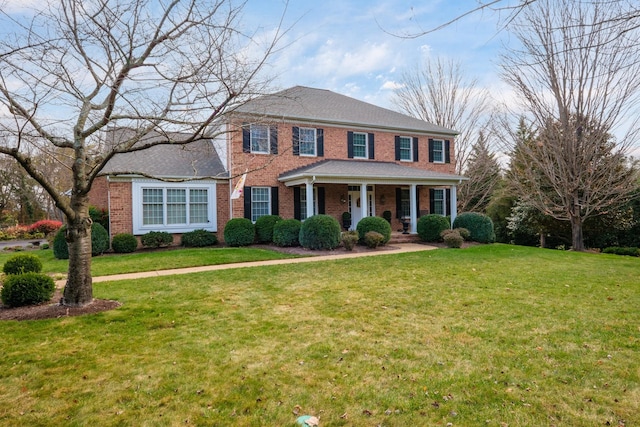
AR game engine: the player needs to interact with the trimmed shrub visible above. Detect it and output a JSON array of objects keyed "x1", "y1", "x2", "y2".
[
  {"x1": 299, "y1": 214, "x2": 341, "y2": 250},
  {"x1": 273, "y1": 219, "x2": 302, "y2": 247},
  {"x1": 602, "y1": 246, "x2": 639, "y2": 257},
  {"x1": 181, "y1": 229, "x2": 218, "y2": 247},
  {"x1": 224, "y1": 218, "x2": 255, "y2": 247},
  {"x1": 453, "y1": 212, "x2": 495, "y2": 243},
  {"x1": 341, "y1": 231, "x2": 359, "y2": 251},
  {"x1": 417, "y1": 214, "x2": 450, "y2": 242},
  {"x1": 356, "y1": 216, "x2": 391, "y2": 245},
  {"x1": 3, "y1": 253, "x2": 43, "y2": 275},
  {"x1": 91, "y1": 223, "x2": 109, "y2": 256},
  {"x1": 364, "y1": 231, "x2": 385, "y2": 248},
  {"x1": 255, "y1": 215, "x2": 282, "y2": 243},
  {"x1": 141, "y1": 231, "x2": 174, "y2": 248},
  {"x1": 441, "y1": 229, "x2": 464, "y2": 248},
  {"x1": 111, "y1": 233, "x2": 139, "y2": 253},
  {"x1": 53, "y1": 227, "x2": 69, "y2": 259},
  {"x1": 89, "y1": 206, "x2": 109, "y2": 232},
  {"x1": 455, "y1": 227, "x2": 471, "y2": 241},
  {"x1": 1, "y1": 272, "x2": 55, "y2": 307}
]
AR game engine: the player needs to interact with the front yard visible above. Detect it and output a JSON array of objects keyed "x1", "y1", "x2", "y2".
[{"x1": 0, "y1": 244, "x2": 638, "y2": 426}]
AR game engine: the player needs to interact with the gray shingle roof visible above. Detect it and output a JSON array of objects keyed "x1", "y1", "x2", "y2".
[
  {"x1": 279, "y1": 159, "x2": 466, "y2": 185},
  {"x1": 100, "y1": 137, "x2": 227, "y2": 179},
  {"x1": 235, "y1": 86, "x2": 457, "y2": 136}
]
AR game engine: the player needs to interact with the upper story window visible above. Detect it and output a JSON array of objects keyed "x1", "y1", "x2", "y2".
[
  {"x1": 293, "y1": 126, "x2": 324, "y2": 157},
  {"x1": 399, "y1": 136, "x2": 412, "y2": 161},
  {"x1": 428, "y1": 138, "x2": 450, "y2": 164},
  {"x1": 243, "y1": 123, "x2": 278, "y2": 155},
  {"x1": 432, "y1": 139, "x2": 444, "y2": 163},
  {"x1": 250, "y1": 124, "x2": 270, "y2": 154},
  {"x1": 352, "y1": 132, "x2": 368, "y2": 158}
]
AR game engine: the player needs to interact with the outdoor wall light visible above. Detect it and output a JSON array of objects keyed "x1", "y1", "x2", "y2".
[
  {"x1": 340, "y1": 194, "x2": 346, "y2": 204},
  {"x1": 380, "y1": 195, "x2": 386, "y2": 204}
]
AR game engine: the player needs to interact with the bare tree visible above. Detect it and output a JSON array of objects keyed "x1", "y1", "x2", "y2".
[
  {"x1": 391, "y1": 57, "x2": 492, "y2": 174},
  {"x1": 0, "y1": 0, "x2": 286, "y2": 306},
  {"x1": 458, "y1": 131, "x2": 502, "y2": 213},
  {"x1": 501, "y1": 0, "x2": 640, "y2": 251}
]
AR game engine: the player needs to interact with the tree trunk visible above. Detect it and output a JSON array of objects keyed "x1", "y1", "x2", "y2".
[
  {"x1": 62, "y1": 196, "x2": 93, "y2": 307},
  {"x1": 570, "y1": 215, "x2": 585, "y2": 251}
]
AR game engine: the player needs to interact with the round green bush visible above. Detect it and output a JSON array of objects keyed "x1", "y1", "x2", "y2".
[
  {"x1": 356, "y1": 216, "x2": 391, "y2": 244},
  {"x1": 224, "y1": 218, "x2": 255, "y2": 247},
  {"x1": 91, "y1": 222, "x2": 109, "y2": 256},
  {"x1": 417, "y1": 214, "x2": 451, "y2": 242},
  {"x1": 1, "y1": 272, "x2": 55, "y2": 308},
  {"x1": 181, "y1": 229, "x2": 218, "y2": 247},
  {"x1": 453, "y1": 212, "x2": 495, "y2": 243},
  {"x1": 299, "y1": 214, "x2": 341, "y2": 250},
  {"x1": 442, "y1": 230, "x2": 464, "y2": 248},
  {"x1": 2, "y1": 253, "x2": 43, "y2": 275},
  {"x1": 254, "y1": 215, "x2": 282, "y2": 243},
  {"x1": 141, "y1": 231, "x2": 174, "y2": 248},
  {"x1": 52, "y1": 223, "x2": 110, "y2": 259},
  {"x1": 364, "y1": 230, "x2": 385, "y2": 248},
  {"x1": 273, "y1": 219, "x2": 302, "y2": 247},
  {"x1": 53, "y1": 226, "x2": 69, "y2": 260},
  {"x1": 111, "y1": 233, "x2": 139, "y2": 253}
]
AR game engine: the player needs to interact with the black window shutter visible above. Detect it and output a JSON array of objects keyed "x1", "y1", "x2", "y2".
[
  {"x1": 368, "y1": 133, "x2": 375, "y2": 159},
  {"x1": 293, "y1": 187, "x2": 301, "y2": 220},
  {"x1": 318, "y1": 187, "x2": 325, "y2": 214},
  {"x1": 394, "y1": 136, "x2": 400, "y2": 161},
  {"x1": 347, "y1": 131, "x2": 354, "y2": 158},
  {"x1": 244, "y1": 186, "x2": 252, "y2": 219},
  {"x1": 292, "y1": 126, "x2": 300, "y2": 156},
  {"x1": 416, "y1": 186, "x2": 421, "y2": 216},
  {"x1": 445, "y1": 140, "x2": 451, "y2": 163},
  {"x1": 445, "y1": 189, "x2": 451, "y2": 217},
  {"x1": 242, "y1": 124, "x2": 250, "y2": 153},
  {"x1": 429, "y1": 188, "x2": 435, "y2": 214},
  {"x1": 317, "y1": 129, "x2": 324, "y2": 157},
  {"x1": 270, "y1": 125, "x2": 278, "y2": 154},
  {"x1": 395, "y1": 187, "x2": 402, "y2": 218},
  {"x1": 413, "y1": 137, "x2": 419, "y2": 162},
  {"x1": 271, "y1": 187, "x2": 279, "y2": 215},
  {"x1": 428, "y1": 139, "x2": 434, "y2": 163}
]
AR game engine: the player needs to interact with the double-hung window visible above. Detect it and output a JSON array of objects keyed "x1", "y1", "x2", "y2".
[
  {"x1": 399, "y1": 136, "x2": 412, "y2": 161},
  {"x1": 299, "y1": 127, "x2": 317, "y2": 156},
  {"x1": 431, "y1": 139, "x2": 444, "y2": 163},
  {"x1": 432, "y1": 189, "x2": 445, "y2": 215},
  {"x1": 299, "y1": 188, "x2": 318, "y2": 220},
  {"x1": 251, "y1": 187, "x2": 271, "y2": 222},
  {"x1": 399, "y1": 188, "x2": 411, "y2": 218},
  {"x1": 352, "y1": 132, "x2": 368, "y2": 158},
  {"x1": 250, "y1": 124, "x2": 270, "y2": 154}
]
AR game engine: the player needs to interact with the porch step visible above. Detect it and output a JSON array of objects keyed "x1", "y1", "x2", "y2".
[{"x1": 389, "y1": 232, "x2": 421, "y2": 245}]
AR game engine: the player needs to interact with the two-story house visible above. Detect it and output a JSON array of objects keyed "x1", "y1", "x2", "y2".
[{"x1": 92, "y1": 86, "x2": 466, "y2": 243}]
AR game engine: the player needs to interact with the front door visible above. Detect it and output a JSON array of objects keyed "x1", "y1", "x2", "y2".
[{"x1": 348, "y1": 186, "x2": 374, "y2": 230}]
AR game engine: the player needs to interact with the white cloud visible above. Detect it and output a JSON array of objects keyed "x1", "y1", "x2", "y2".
[{"x1": 380, "y1": 80, "x2": 403, "y2": 90}]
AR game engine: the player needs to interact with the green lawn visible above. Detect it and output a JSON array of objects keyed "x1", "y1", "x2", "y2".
[
  {"x1": 0, "y1": 246, "x2": 299, "y2": 277},
  {"x1": 1, "y1": 244, "x2": 638, "y2": 426}
]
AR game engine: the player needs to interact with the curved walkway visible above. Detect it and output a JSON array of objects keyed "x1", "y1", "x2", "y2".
[{"x1": 81, "y1": 243, "x2": 436, "y2": 285}]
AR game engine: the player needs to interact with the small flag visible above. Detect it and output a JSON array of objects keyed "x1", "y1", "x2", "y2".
[{"x1": 231, "y1": 172, "x2": 247, "y2": 199}]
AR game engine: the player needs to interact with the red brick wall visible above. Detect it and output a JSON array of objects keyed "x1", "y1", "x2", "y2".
[{"x1": 88, "y1": 176, "x2": 109, "y2": 210}]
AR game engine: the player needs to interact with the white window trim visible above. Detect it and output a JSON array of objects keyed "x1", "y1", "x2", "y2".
[
  {"x1": 433, "y1": 188, "x2": 445, "y2": 216},
  {"x1": 132, "y1": 179, "x2": 217, "y2": 234},
  {"x1": 352, "y1": 132, "x2": 368, "y2": 159},
  {"x1": 250, "y1": 124, "x2": 270, "y2": 154},
  {"x1": 399, "y1": 136, "x2": 413, "y2": 162},
  {"x1": 300, "y1": 187, "x2": 318, "y2": 220},
  {"x1": 299, "y1": 127, "x2": 317, "y2": 157},
  {"x1": 432, "y1": 139, "x2": 445, "y2": 164},
  {"x1": 251, "y1": 186, "x2": 272, "y2": 222}
]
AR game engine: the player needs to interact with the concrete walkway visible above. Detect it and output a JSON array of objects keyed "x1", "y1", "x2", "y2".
[{"x1": 55, "y1": 243, "x2": 436, "y2": 286}]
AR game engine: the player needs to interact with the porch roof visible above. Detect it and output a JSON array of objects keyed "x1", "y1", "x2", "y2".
[{"x1": 278, "y1": 159, "x2": 467, "y2": 186}]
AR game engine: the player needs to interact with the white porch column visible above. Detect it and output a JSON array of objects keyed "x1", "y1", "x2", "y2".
[
  {"x1": 306, "y1": 181, "x2": 314, "y2": 218},
  {"x1": 450, "y1": 185, "x2": 458, "y2": 227},
  {"x1": 360, "y1": 183, "x2": 368, "y2": 222},
  {"x1": 410, "y1": 183, "x2": 418, "y2": 234}
]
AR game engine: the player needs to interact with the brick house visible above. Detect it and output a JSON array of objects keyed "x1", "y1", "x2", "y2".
[{"x1": 91, "y1": 86, "x2": 466, "y2": 243}]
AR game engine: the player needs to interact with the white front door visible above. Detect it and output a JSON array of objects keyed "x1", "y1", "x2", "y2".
[{"x1": 348, "y1": 187, "x2": 374, "y2": 230}]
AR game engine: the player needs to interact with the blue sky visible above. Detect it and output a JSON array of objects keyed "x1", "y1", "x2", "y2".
[{"x1": 244, "y1": 0, "x2": 516, "y2": 109}]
